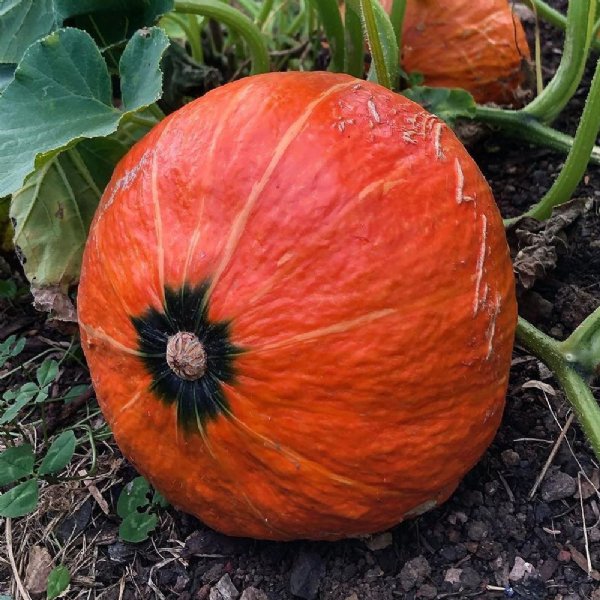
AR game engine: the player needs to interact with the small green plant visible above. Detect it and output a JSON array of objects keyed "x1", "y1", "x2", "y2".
[
  {"x1": 0, "y1": 430, "x2": 76, "y2": 517},
  {"x1": 0, "y1": 335, "x2": 25, "y2": 369},
  {"x1": 46, "y1": 565, "x2": 70, "y2": 600},
  {"x1": 1, "y1": 358, "x2": 59, "y2": 425},
  {"x1": 117, "y1": 476, "x2": 169, "y2": 543}
]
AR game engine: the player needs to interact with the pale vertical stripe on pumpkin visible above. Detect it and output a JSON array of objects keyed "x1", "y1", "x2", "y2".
[
  {"x1": 182, "y1": 84, "x2": 258, "y2": 287},
  {"x1": 205, "y1": 80, "x2": 357, "y2": 304},
  {"x1": 151, "y1": 119, "x2": 178, "y2": 307}
]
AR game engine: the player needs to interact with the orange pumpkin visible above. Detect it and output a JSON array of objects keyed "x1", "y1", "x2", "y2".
[
  {"x1": 381, "y1": 0, "x2": 530, "y2": 104},
  {"x1": 78, "y1": 71, "x2": 517, "y2": 540}
]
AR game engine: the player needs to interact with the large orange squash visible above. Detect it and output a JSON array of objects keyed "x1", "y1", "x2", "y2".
[
  {"x1": 380, "y1": 0, "x2": 531, "y2": 104},
  {"x1": 78, "y1": 71, "x2": 517, "y2": 540}
]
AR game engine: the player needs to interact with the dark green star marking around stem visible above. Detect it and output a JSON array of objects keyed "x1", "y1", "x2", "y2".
[{"x1": 131, "y1": 282, "x2": 241, "y2": 434}]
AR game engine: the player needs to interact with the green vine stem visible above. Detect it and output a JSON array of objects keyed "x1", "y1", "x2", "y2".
[
  {"x1": 174, "y1": 0, "x2": 270, "y2": 74},
  {"x1": 525, "y1": 0, "x2": 600, "y2": 53},
  {"x1": 361, "y1": 0, "x2": 389, "y2": 88},
  {"x1": 474, "y1": 105, "x2": 600, "y2": 166},
  {"x1": 560, "y1": 304, "x2": 600, "y2": 374},
  {"x1": 505, "y1": 55, "x2": 600, "y2": 225},
  {"x1": 524, "y1": 0, "x2": 595, "y2": 123},
  {"x1": 256, "y1": 0, "x2": 274, "y2": 29},
  {"x1": 344, "y1": 0, "x2": 365, "y2": 78},
  {"x1": 516, "y1": 317, "x2": 600, "y2": 461},
  {"x1": 186, "y1": 14, "x2": 204, "y2": 63}
]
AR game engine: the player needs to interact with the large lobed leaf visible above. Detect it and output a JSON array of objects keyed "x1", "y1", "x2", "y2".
[{"x1": 0, "y1": 26, "x2": 168, "y2": 197}]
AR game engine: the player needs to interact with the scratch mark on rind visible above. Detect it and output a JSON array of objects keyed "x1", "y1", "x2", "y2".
[
  {"x1": 367, "y1": 98, "x2": 381, "y2": 124},
  {"x1": 486, "y1": 293, "x2": 502, "y2": 359},
  {"x1": 433, "y1": 122, "x2": 444, "y2": 160},
  {"x1": 473, "y1": 214, "x2": 488, "y2": 315}
]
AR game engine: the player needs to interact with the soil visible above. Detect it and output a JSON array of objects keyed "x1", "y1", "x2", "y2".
[{"x1": 2, "y1": 3, "x2": 600, "y2": 600}]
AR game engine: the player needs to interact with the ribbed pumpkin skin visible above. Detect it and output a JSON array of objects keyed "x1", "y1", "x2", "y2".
[
  {"x1": 78, "y1": 72, "x2": 516, "y2": 541},
  {"x1": 381, "y1": 0, "x2": 530, "y2": 104}
]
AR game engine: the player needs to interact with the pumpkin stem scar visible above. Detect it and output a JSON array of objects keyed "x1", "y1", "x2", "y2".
[{"x1": 167, "y1": 331, "x2": 207, "y2": 380}]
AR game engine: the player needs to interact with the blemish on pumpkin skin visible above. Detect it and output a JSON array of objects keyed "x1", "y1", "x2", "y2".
[
  {"x1": 367, "y1": 98, "x2": 381, "y2": 124},
  {"x1": 485, "y1": 292, "x2": 502, "y2": 360},
  {"x1": 454, "y1": 159, "x2": 474, "y2": 204},
  {"x1": 433, "y1": 122, "x2": 444, "y2": 160},
  {"x1": 102, "y1": 149, "x2": 153, "y2": 215},
  {"x1": 473, "y1": 214, "x2": 488, "y2": 315}
]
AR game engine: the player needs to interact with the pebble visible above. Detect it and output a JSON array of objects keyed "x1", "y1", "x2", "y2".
[
  {"x1": 443, "y1": 568, "x2": 462, "y2": 586},
  {"x1": 289, "y1": 550, "x2": 325, "y2": 600},
  {"x1": 400, "y1": 556, "x2": 431, "y2": 591},
  {"x1": 460, "y1": 566, "x2": 481, "y2": 589},
  {"x1": 416, "y1": 583, "x2": 437, "y2": 598},
  {"x1": 501, "y1": 449, "x2": 520, "y2": 466},
  {"x1": 240, "y1": 588, "x2": 268, "y2": 600},
  {"x1": 509, "y1": 556, "x2": 534, "y2": 582},
  {"x1": 541, "y1": 471, "x2": 577, "y2": 502},
  {"x1": 467, "y1": 520, "x2": 489, "y2": 541},
  {"x1": 211, "y1": 574, "x2": 239, "y2": 600}
]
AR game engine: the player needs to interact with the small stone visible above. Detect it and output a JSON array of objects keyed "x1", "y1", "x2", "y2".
[
  {"x1": 240, "y1": 588, "x2": 268, "y2": 600},
  {"x1": 443, "y1": 568, "x2": 462, "y2": 586},
  {"x1": 509, "y1": 556, "x2": 534, "y2": 582},
  {"x1": 108, "y1": 542, "x2": 135, "y2": 563},
  {"x1": 202, "y1": 564, "x2": 226, "y2": 585},
  {"x1": 344, "y1": 594, "x2": 359, "y2": 600},
  {"x1": 557, "y1": 549, "x2": 571, "y2": 562},
  {"x1": 460, "y1": 566, "x2": 481, "y2": 590},
  {"x1": 501, "y1": 449, "x2": 520, "y2": 466},
  {"x1": 289, "y1": 550, "x2": 325, "y2": 600},
  {"x1": 400, "y1": 556, "x2": 431, "y2": 591},
  {"x1": 541, "y1": 471, "x2": 577, "y2": 502},
  {"x1": 538, "y1": 558, "x2": 558, "y2": 582},
  {"x1": 25, "y1": 546, "x2": 54, "y2": 595},
  {"x1": 417, "y1": 583, "x2": 437, "y2": 599},
  {"x1": 467, "y1": 520, "x2": 489, "y2": 541},
  {"x1": 214, "y1": 574, "x2": 239, "y2": 600}
]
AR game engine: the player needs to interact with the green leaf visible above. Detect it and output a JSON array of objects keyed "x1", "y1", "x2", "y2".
[
  {"x1": 10, "y1": 138, "x2": 128, "y2": 292},
  {"x1": 151, "y1": 489, "x2": 169, "y2": 508},
  {"x1": 362, "y1": 0, "x2": 399, "y2": 90},
  {"x1": 62, "y1": 384, "x2": 90, "y2": 403},
  {"x1": 0, "y1": 0, "x2": 58, "y2": 63},
  {"x1": 344, "y1": 0, "x2": 364, "y2": 78},
  {"x1": 119, "y1": 509, "x2": 158, "y2": 543},
  {"x1": 120, "y1": 27, "x2": 169, "y2": 112},
  {"x1": 117, "y1": 476, "x2": 151, "y2": 518},
  {"x1": 312, "y1": 0, "x2": 345, "y2": 73},
  {"x1": 403, "y1": 86, "x2": 477, "y2": 127},
  {"x1": 37, "y1": 359, "x2": 59, "y2": 388},
  {"x1": 0, "y1": 26, "x2": 168, "y2": 198},
  {"x1": 0, "y1": 479, "x2": 39, "y2": 517},
  {"x1": 0, "y1": 0, "x2": 172, "y2": 64},
  {"x1": 0, "y1": 383, "x2": 38, "y2": 424},
  {"x1": 46, "y1": 565, "x2": 70, "y2": 600},
  {"x1": 38, "y1": 430, "x2": 76, "y2": 475},
  {"x1": 0, "y1": 444, "x2": 35, "y2": 486},
  {"x1": 0, "y1": 279, "x2": 17, "y2": 299},
  {"x1": 60, "y1": 0, "x2": 173, "y2": 51},
  {"x1": 0, "y1": 335, "x2": 26, "y2": 367}
]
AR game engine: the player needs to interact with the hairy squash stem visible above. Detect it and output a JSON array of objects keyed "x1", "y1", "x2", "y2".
[
  {"x1": 474, "y1": 106, "x2": 600, "y2": 166},
  {"x1": 504, "y1": 55, "x2": 600, "y2": 225},
  {"x1": 560, "y1": 304, "x2": 600, "y2": 374},
  {"x1": 516, "y1": 318, "x2": 600, "y2": 461},
  {"x1": 186, "y1": 14, "x2": 204, "y2": 63},
  {"x1": 525, "y1": 0, "x2": 600, "y2": 53},
  {"x1": 344, "y1": 0, "x2": 366, "y2": 78},
  {"x1": 174, "y1": 0, "x2": 270, "y2": 74},
  {"x1": 524, "y1": 0, "x2": 595, "y2": 123},
  {"x1": 360, "y1": 0, "x2": 391, "y2": 89}
]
